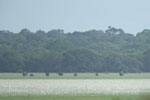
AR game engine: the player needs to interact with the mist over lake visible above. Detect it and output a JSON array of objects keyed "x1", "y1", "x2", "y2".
[{"x1": 0, "y1": 79, "x2": 150, "y2": 95}]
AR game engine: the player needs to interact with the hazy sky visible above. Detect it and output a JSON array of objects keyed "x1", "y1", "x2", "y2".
[{"x1": 0, "y1": 0, "x2": 150, "y2": 34}]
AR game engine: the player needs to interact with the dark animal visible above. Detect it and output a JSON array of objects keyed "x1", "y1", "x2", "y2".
[
  {"x1": 45, "y1": 72, "x2": 50, "y2": 76},
  {"x1": 74, "y1": 73, "x2": 77, "y2": 76},
  {"x1": 119, "y1": 71, "x2": 124, "y2": 76},
  {"x1": 30, "y1": 73, "x2": 34, "y2": 77},
  {"x1": 96, "y1": 73, "x2": 99, "y2": 76},
  {"x1": 58, "y1": 72, "x2": 63, "y2": 76},
  {"x1": 22, "y1": 72, "x2": 28, "y2": 76}
]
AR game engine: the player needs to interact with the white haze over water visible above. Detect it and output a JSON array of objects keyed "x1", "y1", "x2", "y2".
[{"x1": 0, "y1": 79, "x2": 150, "y2": 95}]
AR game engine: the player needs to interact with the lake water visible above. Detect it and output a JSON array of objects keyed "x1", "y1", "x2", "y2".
[{"x1": 0, "y1": 79, "x2": 150, "y2": 95}]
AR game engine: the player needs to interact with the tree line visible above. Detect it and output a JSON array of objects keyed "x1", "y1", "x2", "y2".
[{"x1": 0, "y1": 26, "x2": 150, "y2": 73}]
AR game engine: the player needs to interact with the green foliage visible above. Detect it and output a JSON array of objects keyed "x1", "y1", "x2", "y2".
[
  {"x1": 62, "y1": 49, "x2": 103, "y2": 72},
  {"x1": 0, "y1": 27, "x2": 150, "y2": 72},
  {"x1": 0, "y1": 93, "x2": 150, "y2": 100}
]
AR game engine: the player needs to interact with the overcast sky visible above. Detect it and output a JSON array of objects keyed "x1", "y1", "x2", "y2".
[{"x1": 0, "y1": 0, "x2": 150, "y2": 34}]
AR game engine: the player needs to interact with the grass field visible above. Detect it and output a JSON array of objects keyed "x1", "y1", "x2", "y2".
[
  {"x1": 0, "y1": 94, "x2": 150, "y2": 100},
  {"x1": 0, "y1": 73, "x2": 150, "y2": 79}
]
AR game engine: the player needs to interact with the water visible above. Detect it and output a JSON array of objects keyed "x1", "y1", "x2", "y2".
[{"x1": 0, "y1": 79, "x2": 150, "y2": 95}]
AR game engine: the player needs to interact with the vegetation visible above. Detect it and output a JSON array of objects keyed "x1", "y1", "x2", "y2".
[
  {"x1": 1, "y1": 27, "x2": 150, "y2": 73},
  {"x1": 0, "y1": 73, "x2": 150, "y2": 79},
  {"x1": 0, "y1": 93, "x2": 150, "y2": 100}
]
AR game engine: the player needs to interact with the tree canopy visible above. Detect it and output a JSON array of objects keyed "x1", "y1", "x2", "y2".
[{"x1": 0, "y1": 27, "x2": 150, "y2": 73}]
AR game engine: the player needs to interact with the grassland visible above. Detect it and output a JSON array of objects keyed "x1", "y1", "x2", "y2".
[
  {"x1": 0, "y1": 73, "x2": 150, "y2": 79},
  {"x1": 0, "y1": 94, "x2": 150, "y2": 100}
]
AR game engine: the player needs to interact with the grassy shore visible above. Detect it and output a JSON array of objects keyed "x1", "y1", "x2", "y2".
[
  {"x1": 0, "y1": 73, "x2": 150, "y2": 79},
  {"x1": 0, "y1": 94, "x2": 150, "y2": 100}
]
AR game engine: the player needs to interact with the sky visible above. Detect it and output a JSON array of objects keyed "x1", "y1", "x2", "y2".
[{"x1": 0, "y1": 0, "x2": 150, "y2": 34}]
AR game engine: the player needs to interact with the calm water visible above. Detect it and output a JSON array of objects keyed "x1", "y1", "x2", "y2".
[{"x1": 0, "y1": 79, "x2": 150, "y2": 95}]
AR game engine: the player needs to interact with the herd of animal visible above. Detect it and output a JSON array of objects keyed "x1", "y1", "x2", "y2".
[
  {"x1": 22, "y1": 72, "x2": 86, "y2": 77},
  {"x1": 22, "y1": 72, "x2": 124, "y2": 77}
]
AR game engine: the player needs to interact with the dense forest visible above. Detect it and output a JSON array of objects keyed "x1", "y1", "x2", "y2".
[{"x1": 0, "y1": 26, "x2": 150, "y2": 73}]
